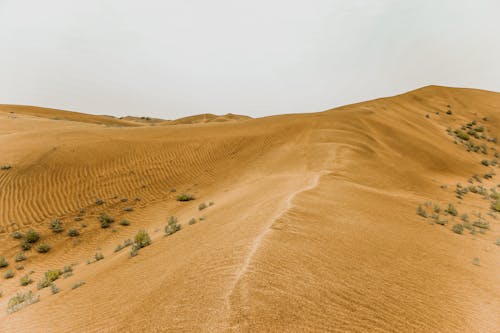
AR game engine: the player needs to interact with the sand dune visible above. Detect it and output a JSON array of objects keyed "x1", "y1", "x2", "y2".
[{"x1": 0, "y1": 86, "x2": 498, "y2": 332}]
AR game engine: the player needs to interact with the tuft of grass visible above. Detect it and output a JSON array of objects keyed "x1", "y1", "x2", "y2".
[
  {"x1": 1, "y1": 165, "x2": 12, "y2": 170},
  {"x1": 130, "y1": 245, "x2": 139, "y2": 258},
  {"x1": 12, "y1": 231, "x2": 23, "y2": 239},
  {"x1": 4, "y1": 269, "x2": 15, "y2": 279},
  {"x1": 492, "y1": 200, "x2": 500, "y2": 212},
  {"x1": 38, "y1": 269, "x2": 62, "y2": 289},
  {"x1": 7, "y1": 291, "x2": 39, "y2": 313},
  {"x1": 15, "y1": 252, "x2": 26, "y2": 262},
  {"x1": 120, "y1": 198, "x2": 128, "y2": 202},
  {"x1": 445, "y1": 203, "x2": 458, "y2": 216},
  {"x1": 114, "y1": 244, "x2": 124, "y2": 253},
  {"x1": 472, "y1": 257, "x2": 480, "y2": 266},
  {"x1": 72, "y1": 281, "x2": 85, "y2": 290},
  {"x1": 119, "y1": 219, "x2": 130, "y2": 226},
  {"x1": 36, "y1": 243, "x2": 51, "y2": 253},
  {"x1": 50, "y1": 219, "x2": 64, "y2": 233},
  {"x1": 165, "y1": 216, "x2": 182, "y2": 236},
  {"x1": 176, "y1": 194, "x2": 195, "y2": 202},
  {"x1": 95, "y1": 252, "x2": 104, "y2": 261},
  {"x1": 99, "y1": 213, "x2": 114, "y2": 228},
  {"x1": 472, "y1": 220, "x2": 490, "y2": 229},
  {"x1": 134, "y1": 230, "x2": 151, "y2": 248},
  {"x1": 21, "y1": 242, "x2": 32, "y2": 251},
  {"x1": 25, "y1": 229, "x2": 40, "y2": 243},
  {"x1": 20, "y1": 274, "x2": 32, "y2": 286},
  {"x1": 51, "y1": 283, "x2": 60, "y2": 294},
  {"x1": 0, "y1": 256, "x2": 8, "y2": 268},
  {"x1": 95, "y1": 199, "x2": 104, "y2": 205},
  {"x1": 68, "y1": 229, "x2": 80, "y2": 237},
  {"x1": 416, "y1": 205, "x2": 427, "y2": 218},
  {"x1": 198, "y1": 203, "x2": 207, "y2": 211},
  {"x1": 452, "y1": 224, "x2": 464, "y2": 234},
  {"x1": 188, "y1": 218, "x2": 197, "y2": 225},
  {"x1": 123, "y1": 207, "x2": 134, "y2": 212}
]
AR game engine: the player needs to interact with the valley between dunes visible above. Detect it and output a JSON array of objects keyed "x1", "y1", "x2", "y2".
[{"x1": 0, "y1": 86, "x2": 498, "y2": 332}]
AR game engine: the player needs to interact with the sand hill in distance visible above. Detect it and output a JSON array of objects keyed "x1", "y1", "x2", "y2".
[{"x1": 0, "y1": 86, "x2": 498, "y2": 332}]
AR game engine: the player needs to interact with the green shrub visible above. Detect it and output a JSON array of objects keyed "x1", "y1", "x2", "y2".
[
  {"x1": 165, "y1": 216, "x2": 182, "y2": 235},
  {"x1": 176, "y1": 194, "x2": 195, "y2": 201},
  {"x1": 15, "y1": 252, "x2": 26, "y2": 262},
  {"x1": 473, "y1": 220, "x2": 490, "y2": 229},
  {"x1": 12, "y1": 231, "x2": 23, "y2": 239},
  {"x1": 481, "y1": 160, "x2": 490, "y2": 166},
  {"x1": 452, "y1": 224, "x2": 464, "y2": 234},
  {"x1": 37, "y1": 243, "x2": 51, "y2": 253},
  {"x1": 416, "y1": 205, "x2": 427, "y2": 218},
  {"x1": 21, "y1": 242, "x2": 31, "y2": 251},
  {"x1": 124, "y1": 239, "x2": 133, "y2": 247},
  {"x1": 25, "y1": 229, "x2": 40, "y2": 243},
  {"x1": 0, "y1": 165, "x2": 12, "y2": 170},
  {"x1": 7, "y1": 291, "x2": 39, "y2": 313},
  {"x1": 20, "y1": 274, "x2": 32, "y2": 286},
  {"x1": 72, "y1": 281, "x2": 85, "y2": 289},
  {"x1": 198, "y1": 203, "x2": 207, "y2": 211},
  {"x1": 134, "y1": 230, "x2": 151, "y2": 248},
  {"x1": 130, "y1": 245, "x2": 139, "y2": 258},
  {"x1": 95, "y1": 252, "x2": 104, "y2": 261},
  {"x1": 67, "y1": 229, "x2": 80, "y2": 237},
  {"x1": 99, "y1": 213, "x2": 114, "y2": 228},
  {"x1": 492, "y1": 200, "x2": 500, "y2": 212},
  {"x1": 445, "y1": 203, "x2": 458, "y2": 216},
  {"x1": 114, "y1": 244, "x2": 124, "y2": 253},
  {"x1": 119, "y1": 219, "x2": 130, "y2": 226},
  {"x1": 454, "y1": 129, "x2": 469, "y2": 140},
  {"x1": 50, "y1": 219, "x2": 64, "y2": 233},
  {"x1": 51, "y1": 283, "x2": 60, "y2": 294},
  {"x1": 0, "y1": 256, "x2": 8, "y2": 268},
  {"x1": 188, "y1": 218, "x2": 197, "y2": 225},
  {"x1": 4, "y1": 269, "x2": 15, "y2": 279}
]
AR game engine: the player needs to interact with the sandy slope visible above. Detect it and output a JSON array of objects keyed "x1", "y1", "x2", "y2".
[{"x1": 0, "y1": 86, "x2": 498, "y2": 332}]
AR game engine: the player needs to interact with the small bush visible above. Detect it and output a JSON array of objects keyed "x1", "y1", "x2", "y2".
[
  {"x1": 176, "y1": 194, "x2": 195, "y2": 202},
  {"x1": 123, "y1": 207, "x2": 134, "y2": 212},
  {"x1": 37, "y1": 243, "x2": 51, "y2": 253},
  {"x1": 492, "y1": 200, "x2": 500, "y2": 212},
  {"x1": 99, "y1": 213, "x2": 114, "y2": 228},
  {"x1": 37, "y1": 269, "x2": 62, "y2": 289},
  {"x1": 472, "y1": 257, "x2": 480, "y2": 266},
  {"x1": 20, "y1": 274, "x2": 32, "y2": 286},
  {"x1": 198, "y1": 203, "x2": 207, "y2": 211},
  {"x1": 63, "y1": 265, "x2": 73, "y2": 274},
  {"x1": 15, "y1": 252, "x2": 26, "y2": 262},
  {"x1": 51, "y1": 283, "x2": 60, "y2": 294},
  {"x1": 124, "y1": 239, "x2": 133, "y2": 247},
  {"x1": 21, "y1": 242, "x2": 31, "y2": 251},
  {"x1": 120, "y1": 197, "x2": 128, "y2": 202},
  {"x1": 67, "y1": 229, "x2": 80, "y2": 237},
  {"x1": 7, "y1": 291, "x2": 39, "y2": 313},
  {"x1": 165, "y1": 216, "x2": 182, "y2": 235},
  {"x1": 114, "y1": 244, "x2": 124, "y2": 253},
  {"x1": 188, "y1": 218, "x2": 197, "y2": 225},
  {"x1": 25, "y1": 229, "x2": 40, "y2": 243},
  {"x1": 1, "y1": 165, "x2": 12, "y2": 170},
  {"x1": 416, "y1": 205, "x2": 427, "y2": 218},
  {"x1": 134, "y1": 230, "x2": 151, "y2": 248},
  {"x1": 445, "y1": 203, "x2": 458, "y2": 216},
  {"x1": 95, "y1": 199, "x2": 104, "y2": 205},
  {"x1": 130, "y1": 245, "x2": 139, "y2": 258},
  {"x1": 119, "y1": 219, "x2": 130, "y2": 226},
  {"x1": 481, "y1": 160, "x2": 489, "y2": 166},
  {"x1": 0, "y1": 256, "x2": 8, "y2": 268},
  {"x1": 472, "y1": 220, "x2": 490, "y2": 229},
  {"x1": 50, "y1": 219, "x2": 64, "y2": 233},
  {"x1": 4, "y1": 269, "x2": 15, "y2": 279},
  {"x1": 452, "y1": 224, "x2": 464, "y2": 234},
  {"x1": 12, "y1": 231, "x2": 23, "y2": 239},
  {"x1": 95, "y1": 252, "x2": 104, "y2": 261},
  {"x1": 72, "y1": 281, "x2": 85, "y2": 290}
]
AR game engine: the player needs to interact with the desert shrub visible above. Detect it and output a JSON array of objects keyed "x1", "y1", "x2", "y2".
[
  {"x1": 114, "y1": 244, "x2": 124, "y2": 253},
  {"x1": 445, "y1": 203, "x2": 458, "y2": 216},
  {"x1": 433, "y1": 205, "x2": 440, "y2": 214},
  {"x1": 123, "y1": 207, "x2": 134, "y2": 212},
  {"x1": 67, "y1": 229, "x2": 80, "y2": 237},
  {"x1": 120, "y1": 197, "x2": 128, "y2": 202},
  {"x1": 1, "y1": 165, "x2": 12, "y2": 170},
  {"x1": 20, "y1": 274, "x2": 32, "y2": 286},
  {"x1": 452, "y1": 224, "x2": 464, "y2": 234},
  {"x1": 74, "y1": 216, "x2": 83, "y2": 222},
  {"x1": 481, "y1": 160, "x2": 490, "y2": 166},
  {"x1": 165, "y1": 216, "x2": 182, "y2": 235},
  {"x1": 209, "y1": 201, "x2": 214, "y2": 206},
  {"x1": 15, "y1": 252, "x2": 26, "y2": 262},
  {"x1": 0, "y1": 256, "x2": 8, "y2": 268},
  {"x1": 21, "y1": 242, "x2": 31, "y2": 251},
  {"x1": 198, "y1": 203, "x2": 207, "y2": 211},
  {"x1": 496, "y1": 238, "x2": 500, "y2": 246},
  {"x1": 176, "y1": 194, "x2": 195, "y2": 202},
  {"x1": 95, "y1": 199, "x2": 104, "y2": 205},
  {"x1": 99, "y1": 213, "x2": 114, "y2": 228},
  {"x1": 72, "y1": 281, "x2": 85, "y2": 290},
  {"x1": 63, "y1": 266, "x2": 73, "y2": 274},
  {"x1": 7, "y1": 291, "x2": 39, "y2": 313},
  {"x1": 50, "y1": 219, "x2": 64, "y2": 233},
  {"x1": 37, "y1": 243, "x2": 51, "y2": 253},
  {"x1": 37, "y1": 269, "x2": 62, "y2": 289},
  {"x1": 119, "y1": 219, "x2": 130, "y2": 226},
  {"x1": 15, "y1": 264, "x2": 24, "y2": 270},
  {"x1": 454, "y1": 129, "x2": 468, "y2": 140},
  {"x1": 12, "y1": 231, "x2": 23, "y2": 239},
  {"x1": 51, "y1": 283, "x2": 60, "y2": 294},
  {"x1": 416, "y1": 205, "x2": 427, "y2": 218},
  {"x1": 473, "y1": 220, "x2": 490, "y2": 229},
  {"x1": 460, "y1": 213, "x2": 469, "y2": 222},
  {"x1": 492, "y1": 200, "x2": 500, "y2": 212},
  {"x1": 124, "y1": 239, "x2": 133, "y2": 247},
  {"x1": 25, "y1": 229, "x2": 40, "y2": 243},
  {"x1": 130, "y1": 245, "x2": 139, "y2": 258},
  {"x1": 95, "y1": 252, "x2": 104, "y2": 261},
  {"x1": 472, "y1": 257, "x2": 480, "y2": 266},
  {"x1": 188, "y1": 218, "x2": 197, "y2": 225},
  {"x1": 134, "y1": 230, "x2": 151, "y2": 248},
  {"x1": 4, "y1": 269, "x2": 15, "y2": 279}
]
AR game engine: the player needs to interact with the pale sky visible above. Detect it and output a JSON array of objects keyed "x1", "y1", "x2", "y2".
[{"x1": 1, "y1": 0, "x2": 499, "y2": 119}]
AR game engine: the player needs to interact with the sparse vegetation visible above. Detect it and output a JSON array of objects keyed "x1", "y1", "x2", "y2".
[
  {"x1": 95, "y1": 252, "x2": 104, "y2": 261},
  {"x1": 67, "y1": 229, "x2": 80, "y2": 237},
  {"x1": 198, "y1": 203, "x2": 207, "y2": 211},
  {"x1": 119, "y1": 219, "x2": 130, "y2": 226},
  {"x1": 12, "y1": 231, "x2": 23, "y2": 239},
  {"x1": 50, "y1": 219, "x2": 64, "y2": 233},
  {"x1": 20, "y1": 274, "x2": 32, "y2": 286},
  {"x1": 37, "y1": 243, "x2": 51, "y2": 253},
  {"x1": 123, "y1": 206, "x2": 134, "y2": 212},
  {"x1": 188, "y1": 218, "x2": 197, "y2": 225},
  {"x1": 134, "y1": 230, "x2": 151, "y2": 248},
  {"x1": 452, "y1": 224, "x2": 464, "y2": 234},
  {"x1": 15, "y1": 252, "x2": 26, "y2": 262},
  {"x1": 7, "y1": 291, "x2": 39, "y2": 313},
  {"x1": 0, "y1": 256, "x2": 8, "y2": 268},
  {"x1": 99, "y1": 213, "x2": 114, "y2": 228},
  {"x1": 4, "y1": 269, "x2": 15, "y2": 279},
  {"x1": 492, "y1": 200, "x2": 500, "y2": 212},
  {"x1": 38, "y1": 269, "x2": 62, "y2": 289},
  {"x1": 1, "y1": 165, "x2": 12, "y2": 170},
  {"x1": 176, "y1": 194, "x2": 195, "y2": 201},
  {"x1": 51, "y1": 283, "x2": 60, "y2": 294},
  {"x1": 445, "y1": 203, "x2": 458, "y2": 216},
  {"x1": 21, "y1": 242, "x2": 31, "y2": 251},
  {"x1": 472, "y1": 257, "x2": 480, "y2": 266},
  {"x1": 165, "y1": 216, "x2": 182, "y2": 235},
  {"x1": 95, "y1": 199, "x2": 104, "y2": 205},
  {"x1": 72, "y1": 281, "x2": 85, "y2": 290},
  {"x1": 416, "y1": 205, "x2": 427, "y2": 218},
  {"x1": 25, "y1": 229, "x2": 40, "y2": 243}
]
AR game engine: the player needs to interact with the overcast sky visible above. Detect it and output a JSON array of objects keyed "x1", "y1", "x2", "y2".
[{"x1": 1, "y1": 0, "x2": 499, "y2": 119}]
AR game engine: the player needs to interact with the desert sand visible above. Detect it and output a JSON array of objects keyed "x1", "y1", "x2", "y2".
[{"x1": 0, "y1": 86, "x2": 498, "y2": 332}]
